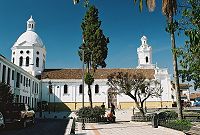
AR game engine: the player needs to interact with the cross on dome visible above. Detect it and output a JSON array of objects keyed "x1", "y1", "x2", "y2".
[{"x1": 27, "y1": 16, "x2": 35, "y2": 31}]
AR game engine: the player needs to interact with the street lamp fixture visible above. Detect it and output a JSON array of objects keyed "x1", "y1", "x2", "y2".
[
  {"x1": 81, "y1": 47, "x2": 85, "y2": 130},
  {"x1": 54, "y1": 85, "x2": 56, "y2": 112}
]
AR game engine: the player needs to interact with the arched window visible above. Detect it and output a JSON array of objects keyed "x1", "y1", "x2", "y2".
[
  {"x1": 26, "y1": 50, "x2": 30, "y2": 54},
  {"x1": 95, "y1": 84, "x2": 99, "y2": 94},
  {"x1": 12, "y1": 57, "x2": 15, "y2": 63},
  {"x1": 64, "y1": 84, "x2": 68, "y2": 94},
  {"x1": 36, "y1": 57, "x2": 39, "y2": 67},
  {"x1": 26, "y1": 57, "x2": 29, "y2": 66},
  {"x1": 145, "y1": 56, "x2": 148, "y2": 63},
  {"x1": 19, "y1": 56, "x2": 23, "y2": 66},
  {"x1": 79, "y1": 84, "x2": 83, "y2": 94}
]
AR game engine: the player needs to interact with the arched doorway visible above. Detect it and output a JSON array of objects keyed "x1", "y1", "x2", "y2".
[{"x1": 107, "y1": 88, "x2": 117, "y2": 108}]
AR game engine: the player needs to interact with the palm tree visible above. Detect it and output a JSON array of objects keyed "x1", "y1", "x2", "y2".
[{"x1": 134, "y1": 0, "x2": 182, "y2": 119}]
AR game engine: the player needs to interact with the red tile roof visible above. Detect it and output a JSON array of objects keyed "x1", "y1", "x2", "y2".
[
  {"x1": 190, "y1": 93, "x2": 200, "y2": 100},
  {"x1": 41, "y1": 68, "x2": 155, "y2": 80},
  {"x1": 171, "y1": 81, "x2": 191, "y2": 90}
]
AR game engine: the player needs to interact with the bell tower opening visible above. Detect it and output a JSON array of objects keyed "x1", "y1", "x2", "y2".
[{"x1": 146, "y1": 56, "x2": 148, "y2": 63}]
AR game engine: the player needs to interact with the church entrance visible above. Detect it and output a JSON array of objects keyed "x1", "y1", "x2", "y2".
[{"x1": 107, "y1": 88, "x2": 117, "y2": 108}]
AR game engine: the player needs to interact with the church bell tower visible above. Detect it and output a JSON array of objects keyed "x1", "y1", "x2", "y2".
[{"x1": 137, "y1": 36, "x2": 154, "y2": 69}]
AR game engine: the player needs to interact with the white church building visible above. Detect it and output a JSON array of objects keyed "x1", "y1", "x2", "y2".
[{"x1": 0, "y1": 16, "x2": 173, "y2": 111}]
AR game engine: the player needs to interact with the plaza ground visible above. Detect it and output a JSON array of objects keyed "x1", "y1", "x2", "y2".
[{"x1": 71, "y1": 109, "x2": 186, "y2": 135}]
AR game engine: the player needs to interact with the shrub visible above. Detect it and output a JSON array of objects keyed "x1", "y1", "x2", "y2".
[
  {"x1": 158, "y1": 110, "x2": 178, "y2": 120},
  {"x1": 161, "y1": 119, "x2": 192, "y2": 131},
  {"x1": 93, "y1": 106, "x2": 105, "y2": 118},
  {"x1": 77, "y1": 106, "x2": 105, "y2": 118}
]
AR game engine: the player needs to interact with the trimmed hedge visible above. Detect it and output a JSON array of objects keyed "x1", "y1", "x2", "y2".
[
  {"x1": 158, "y1": 110, "x2": 192, "y2": 131},
  {"x1": 77, "y1": 106, "x2": 105, "y2": 118},
  {"x1": 161, "y1": 119, "x2": 192, "y2": 131}
]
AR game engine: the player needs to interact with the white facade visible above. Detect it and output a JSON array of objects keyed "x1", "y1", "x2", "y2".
[
  {"x1": 40, "y1": 69, "x2": 172, "y2": 110},
  {"x1": 11, "y1": 16, "x2": 46, "y2": 76},
  {"x1": 0, "y1": 54, "x2": 40, "y2": 109}
]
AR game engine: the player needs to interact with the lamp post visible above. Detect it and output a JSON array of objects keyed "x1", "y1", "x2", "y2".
[
  {"x1": 48, "y1": 81, "x2": 52, "y2": 114},
  {"x1": 160, "y1": 82, "x2": 163, "y2": 109},
  {"x1": 54, "y1": 85, "x2": 55, "y2": 112},
  {"x1": 81, "y1": 48, "x2": 85, "y2": 130},
  {"x1": 39, "y1": 82, "x2": 42, "y2": 118}
]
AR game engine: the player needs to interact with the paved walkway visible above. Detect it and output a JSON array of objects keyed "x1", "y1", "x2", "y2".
[
  {"x1": 76, "y1": 121, "x2": 185, "y2": 135},
  {"x1": 74, "y1": 109, "x2": 185, "y2": 135}
]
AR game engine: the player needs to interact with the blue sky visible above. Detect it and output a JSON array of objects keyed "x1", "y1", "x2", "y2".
[{"x1": 0, "y1": 0, "x2": 185, "y2": 74}]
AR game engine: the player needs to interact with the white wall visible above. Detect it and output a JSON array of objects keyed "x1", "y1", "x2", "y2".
[
  {"x1": 41, "y1": 75, "x2": 172, "y2": 107},
  {"x1": 0, "y1": 55, "x2": 40, "y2": 109}
]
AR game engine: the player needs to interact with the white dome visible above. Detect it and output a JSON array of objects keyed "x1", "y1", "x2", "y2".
[{"x1": 14, "y1": 31, "x2": 44, "y2": 48}]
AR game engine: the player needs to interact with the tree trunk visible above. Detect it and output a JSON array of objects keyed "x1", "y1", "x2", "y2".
[
  {"x1": 169, "y1": 17, "x2": 183, "y2": 119},
  {"x1": 127, "y1": 92, "x2": 145, "y2": 116},
  {"x1": 88, "y1": 84, "x2": 93, "y2": 108},
  {"x1": 86, "y1": 62, "x2": 93, "y2": 108},
  {"x1": 135, "y1": 101, "x2": 145, "y2": 116}
]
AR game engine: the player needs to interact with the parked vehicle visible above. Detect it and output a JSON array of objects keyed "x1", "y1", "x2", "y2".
[
  {"x1": 193, "y1": 97, "x2": 200, "y2": 106},
  {"x1": 194, "y1": 98, "x2": 200, "y2": 107},
  {"x1": 0, "y1": 112, "x2": 5, "y2": 129},
  {"x1": 4, "y1": 103, "x2": 35, "y2": 127}
]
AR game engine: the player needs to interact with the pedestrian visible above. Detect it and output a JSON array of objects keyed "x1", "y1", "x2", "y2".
[
  {"x1": 101, "y1": 102, "x2": 106, "y2": 119},
  {"x1": 110, "y1": 103, "x2": 115, "y2": 115},
  {"x1": 101, "y1": 102, "x2": 105, "y2": 110}
]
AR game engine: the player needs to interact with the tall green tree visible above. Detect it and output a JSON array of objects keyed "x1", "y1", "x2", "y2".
[
  {"x1": 134, "y1": 0, "x2": 182, "y2": 119},
  {"x1": 178, "y1": 0, "x2": 200, "y2": 90},
  {"x1": 78, "y1": 5, "x2": 109, "y2": 108},
  {"x1": 107, "y1": 72, "x2": 162, "y2": 116},
  {"x1": 0, "y1": 82, "x2": 14, "y2": 112}
]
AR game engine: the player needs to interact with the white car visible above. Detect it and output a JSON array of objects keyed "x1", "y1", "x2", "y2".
[{"x1": 0, "y1": 112, "x2": 5, "y2": 128}]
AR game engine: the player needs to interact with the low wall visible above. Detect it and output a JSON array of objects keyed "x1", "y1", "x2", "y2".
[
  {"x1": 119, "y1": 101, "x2": 172, "y2": 109},
  {"x1": 48, "y1": 101, "x2": 173, "y2": 111}
]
